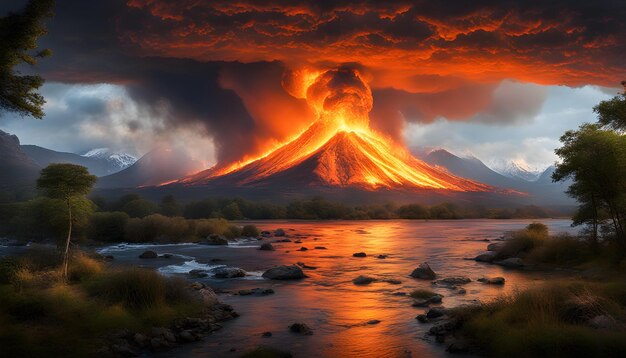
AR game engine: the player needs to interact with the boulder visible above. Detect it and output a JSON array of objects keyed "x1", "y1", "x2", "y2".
[
  {"x1": 353, "y1": 275, "x2": 376, "y2": 285},
  {"x1": 436, "y1": 277, "x2": 471, "y2": 286},
  {"x1": 478, "y1": 276, "x2": 505, "y2": 285},
  {"x1": 426, "y1": 307, "x2": 447, "y2": 319},
  {"x1": 259, "y1": 242, "x2": 275, "y2": 251},
  {"x1": 213, "y1": 267, "x2": 246, "y2": 278},
  {"x1": 410, "y1": 262, "x2": 437, "y2": 280},
  {"x1": 474, "y1": 251, "x2": 497, "y2": 263},
  {"x1": 274, "y1": 228, "x2": 286, "y2": 237},
  {"x1": 189, "y1": 269, "x2": 209, "y2": 278},
  {"x1": 261, "y1": 231, "x2": 272, "y2": 237},
  {"x1": 487, "y1": 242, "x2": 504, "y2": 251},
  {"x1": 262, "y1": 265, "x2": 306, "y2": 280},
  {"x1": 238, "y1": 288, "x2": 275, "y2": 296},
  {"x1": 178, "y1": 330, "x2": 197, "y2": 342},
  {"x1": 192, "y1": 287, "x2": 219, "y2": 307},
  {"x1": 377, "y1": 254, "x2": 388, "y2": 259},
  {"x1": 206, "y1": 234, "x2": 228, "y2": 245},
  {"x1": 314, "y1": 246, "x2": 327, "y2": 250},
  {"x1": 297, "y1": 247, "x2": 308, "y2": 251},
  {"x1": 367, "y1": 320, "x2": 381, "y2": 325},
  {"x1": 353, "y1": 252, "x2": 367, "y2": 257},
  {"x1": 494, "y1": 257, "x2": 524, "y2": 268},
  {"x1": 289, "y1": 323, "x2": 313, "y2": 335},
  {"x1": 138, "y1": 250, "x2": 158, "y2": 259}
]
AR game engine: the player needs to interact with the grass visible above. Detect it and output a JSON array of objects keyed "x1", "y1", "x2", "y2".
[
  {"x1": 449, "y1": 280, "x2": 626, "y2": 357},
  {"x1": 0, "y1": 247, "x2": 205, "y2": 357},
  {"x1": 494, "y1": 222, "x2": 594, "y2": 266}
]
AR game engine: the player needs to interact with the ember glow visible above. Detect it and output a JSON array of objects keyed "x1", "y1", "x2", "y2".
[{"x1": 184, "y1": 67, "x2": 488, "y2": 191}]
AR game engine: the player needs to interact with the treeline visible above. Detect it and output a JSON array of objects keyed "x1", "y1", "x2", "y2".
[{"x1": 87, "y1": 194, "x2": 558, "y2": 221}]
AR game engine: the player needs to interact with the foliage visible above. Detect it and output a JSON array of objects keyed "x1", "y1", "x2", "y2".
[
  {"x1": 450, "y1": 281, "x2": 626, "y2": 357},
  {"x1": 86, "y1": 211, "x2": 129, "y2": 242},
  {"x1": 242, "y1": 224, "x2": 260, "y2": 237},
  {"x1": 158, "y1": 194, "x2": 181, "y2": 217},
  {"x1": 37, "y1": 164, "x2": 97, "y2": 200},
  {"x1": 594, "y1": 82, "x2": 626, "y2": 131},
  {"x1": 0, "y1": 0, "x2": 54, "y2": 119}
]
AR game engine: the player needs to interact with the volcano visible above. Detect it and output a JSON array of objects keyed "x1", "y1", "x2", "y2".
[{"x1": 177, "y1": 67, "x2": 491, "y2": 194}]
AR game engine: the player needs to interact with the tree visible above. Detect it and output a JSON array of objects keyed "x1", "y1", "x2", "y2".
[
  {"x1": 553, "y1": 123, "x2": 626, "y2": 251},
  {"x1": 0, "y1": 0, "x2": 54, "y2": 119},
  {"x1": 159, "y1": 194, "x2": 181, "y2": 217},
  {"x1": 595, "y1": 81, "x2": 626, "y2": 131},
  {"x1": 37, "y1": 164, "x2": 96, "y2": 280}
]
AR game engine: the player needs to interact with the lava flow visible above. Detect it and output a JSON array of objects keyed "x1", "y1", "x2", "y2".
[{"x1": 182, "y1": 67, "x2": 490, "y2": 192}]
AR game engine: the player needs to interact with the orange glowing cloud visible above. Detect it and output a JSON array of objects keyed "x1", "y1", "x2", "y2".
[{"x1": 122, "y1": 0, "x2": 624, "y2": 88}]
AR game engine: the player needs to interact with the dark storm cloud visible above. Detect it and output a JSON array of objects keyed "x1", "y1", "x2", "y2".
[{"x1": 2, "y1": 0, "x2": 624, "y2": 164}]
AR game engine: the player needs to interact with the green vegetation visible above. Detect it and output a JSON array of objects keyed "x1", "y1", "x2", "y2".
[
  {"x1": 0, "y1": 247, "x2": 203, "y2": 357},
  {"x1": 553, "y1": 83, "x2": 626, "y2": 255},
  {"x1": 449, "y1": 280, "x2": 626, "y2": 357},
  {"x1": 0, "y1": 0, "x2": 54, "y2": 119},
  {"x1": 37, "y1": 163, "x2": 97, "y2": 279}
]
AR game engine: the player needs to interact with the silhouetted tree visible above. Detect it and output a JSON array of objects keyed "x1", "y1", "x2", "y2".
[{"x1": 0, "y1": 0, "x2": 54, "y2": 118}]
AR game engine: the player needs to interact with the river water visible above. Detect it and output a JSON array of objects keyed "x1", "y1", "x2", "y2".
[{"x1": 63, "y1": 220, "x2": 577, "y2": 357}]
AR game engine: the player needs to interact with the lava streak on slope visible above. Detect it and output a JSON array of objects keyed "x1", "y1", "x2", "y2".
[{"x1": 181, "y1": 66, "x2": 490, "y2": 192}]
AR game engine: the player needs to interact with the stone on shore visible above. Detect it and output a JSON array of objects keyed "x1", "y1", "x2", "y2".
[
  {"x1": 259, "y1": 243, "x2": 275, "y2": 251},
  {"x1": 474, "y1": 251, "x2": 497, "y2": 263},
  {"x1": 494, "y1": 257, "x2": 524, "y2": 268},
  {"x1": 477, "y1": 276, "x2": 505, "y2": 285}
]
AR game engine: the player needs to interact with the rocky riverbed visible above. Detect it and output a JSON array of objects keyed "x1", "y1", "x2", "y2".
[{"x1": 90, "y1": 219, "x2": 577, "y2": 357}]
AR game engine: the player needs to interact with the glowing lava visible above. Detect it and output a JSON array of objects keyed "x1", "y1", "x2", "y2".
[{"x1": 183, "y1": 67, "x2": 489, "y2": 192}]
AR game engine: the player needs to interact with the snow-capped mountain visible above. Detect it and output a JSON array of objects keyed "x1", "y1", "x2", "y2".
[
  {"x1": 488, "y1": 160, "x2": 544, "y2": 182},
  {"x1": 82, "y1": 148, "x2": 137, "y2": 171}
]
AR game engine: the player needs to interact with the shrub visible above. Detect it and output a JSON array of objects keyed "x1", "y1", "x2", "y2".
[
  {"x1": 526, "y1": 234, "x2": 591, "y2": 265},
  {"x1": 241, "y1": 225, "x2": 260, "y2": 237},
  {"x1": 68, "y1": 254, "x2": 103, "y2": 282},
  {"x1": 194, "y1": 218, "x2": 230, "y2": 238},
  {"x1": 86, "y1": 268, "x2": 167, "y2": 310},
  {"x1": 86, "y1": 211, "x2": 129, "y2": 242},
  {"x1": 225, "y1": 225, "x2": 243, "y2": 239},
  {"x1": 121, "y1": 199, "x2": 156, "y2": 218},
  {"x1": 0, "y1": 258, "x2": 20, "y2": 284},
  {"x1": 495, "y1": 225, "x2": 549, "y2": 259}
]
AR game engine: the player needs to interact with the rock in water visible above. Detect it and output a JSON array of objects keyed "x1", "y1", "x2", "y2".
[
  {"x1": 206, "y1": 234, "x2": 228, "y2": 245},
  {"x1": 289, "y1": 323, "x2": 313, "y2": 335},
  {"x1": 262, "y1": 265, "x2": 306, "y2": 280},
  {"x1": 259, "y1": 242, "x2": 275, "y2": 251},
  {"x1": 494, "y1": 257, "x2": 524, "y2": 268},
  {"x1": 478, "y1": 276, "x2": 505, "y2": 285},
  {"x1": 410, "y1": 262, "x2": 436, "y2": 280},
  {"x1": 474, "y1": 251, "x2": 497, "y2": 263},
  {"x1": 139, "y1": 250, "x2": 158, "y2": 259},
  {"x1": 353, "y1": 252, "x2": 367, "y2": 257},
  {"x1": 274, "y1": 228, "x2": 286, "y2": 237},
  {"x1": 436, "y1": 277, "x2": 471, "y2": 286},
  {"x1": 213, "y1": 267, "x2": 246, "y2": 278},
  {"x1": 353, "y1": 275, "x2": 376, "y2": 285}
]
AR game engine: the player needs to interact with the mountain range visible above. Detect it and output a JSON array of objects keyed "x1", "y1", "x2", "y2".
[{"x1": 0, "y1": 129, "x2": 573, "y2": 206}]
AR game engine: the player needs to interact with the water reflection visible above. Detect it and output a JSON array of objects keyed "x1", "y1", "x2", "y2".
[{"x1": 95, "y1": 219, "x2": 575, "y2": 357}]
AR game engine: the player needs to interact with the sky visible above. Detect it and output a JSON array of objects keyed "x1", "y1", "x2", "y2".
[{"x1": 1, "y1": 0, "x2": 624, "y2": 172}]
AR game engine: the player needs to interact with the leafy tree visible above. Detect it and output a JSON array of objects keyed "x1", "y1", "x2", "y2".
[
  {"x1": 553, "y1": 124, "x2": 626, "y2": 251},
  {"x1": 595, "y1": 82, "x2": 626, "y2": 131},
  {"x1": 0, "y1": 0, "x2": 54, "y2": 119},
  {"x1": 159, "y1": 194, "x2": 181, "y2": 217},
  {"x1": 122, "y1": 198, "x2": 156, "y2": 218},
  {"x1": 221, "y1": 202, "x2": 243, "y2": 220},
  {"x1": 36, "y1": 164, "x2": 96, "y2": 279}
]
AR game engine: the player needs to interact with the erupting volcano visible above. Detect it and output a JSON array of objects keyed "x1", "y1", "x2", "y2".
[{"x1": 182, "y1": 67, "x2": 490, "y2": 193}]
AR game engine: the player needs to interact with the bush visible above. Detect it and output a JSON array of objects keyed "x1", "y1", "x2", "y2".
[
  {"x1": 68, "y1": 254, "x2": 103, "y2": 282},
  {"x1": 496, "y1": 225, "x2": 549, "y2": 259},
  {"x1": 86, "y1": 211, "x2": 129, "y2": 242},
  {"x1": 526, "y1": 234, "x2": 591, "y2": 265},
  {"x1": 225, "y1": 225, "x2": 243, "y2": 239},
  {"x1": 125, "y1": 214, "x2": 194, "y2": 243},
  {"x1": 86, "y1": 268, "x2": 167, "y2": 310},
  {"x1": 121, "y1": 198, "x2": 156, "y2": 218},
  {"x1": 241, "y1": 225, "x2": 260, "y2": 237},
  {"x1": 194, "y1": 218, "x2": 230, "y2": 238}
]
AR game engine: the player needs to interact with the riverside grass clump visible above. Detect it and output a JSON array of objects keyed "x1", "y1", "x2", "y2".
[
  {"x1": 449, "y1": 280, "x2": 626, "y2": 358},
  {"x1": 0, "y1": 248, "x2": 203, "y2": 357},
  {"x1": 494, "y1": 223, "x2": 592, "y2": 266}
]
